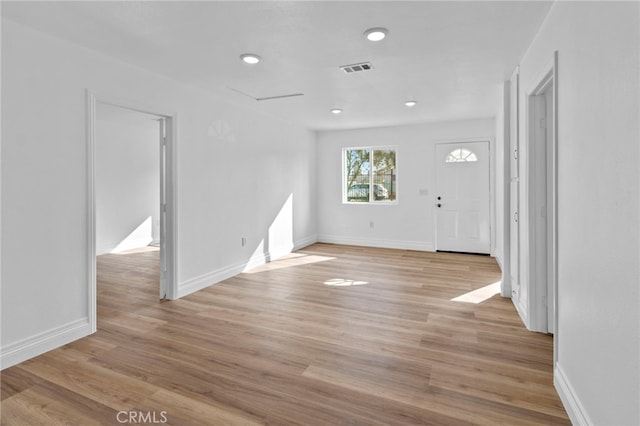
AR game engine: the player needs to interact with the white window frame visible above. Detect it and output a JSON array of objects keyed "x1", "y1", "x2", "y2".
[{"x1": 342, "y1": 145, "x2": 398, "y2": 205}]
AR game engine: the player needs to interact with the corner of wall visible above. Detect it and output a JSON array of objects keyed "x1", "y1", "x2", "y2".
[{"x1": 554, "y1": 363, "x2": 593, "y2": 426}]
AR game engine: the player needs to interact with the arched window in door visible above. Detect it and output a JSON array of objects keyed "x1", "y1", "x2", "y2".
[{"x1": 445, "y1": 148, "x2": 478, "y2": 163}]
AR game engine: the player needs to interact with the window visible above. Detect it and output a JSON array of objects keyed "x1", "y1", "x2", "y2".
[
  {"x1": 343, "y1": 147, "x2": 396, "y2": 203},
  {"x1": 445, "y1": 148, "x2": 478, "y2": 163}
]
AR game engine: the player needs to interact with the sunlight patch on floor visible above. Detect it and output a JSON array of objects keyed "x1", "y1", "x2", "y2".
[
  {"x1": 243, "y1": 253, "x2": 336, "y2": 274},
  {"x1": 323, "y1": 278, "x2": 368, "y2": 287},
  {"x1": 450, "y1": 281, "x2": 501, "y2": 304}
]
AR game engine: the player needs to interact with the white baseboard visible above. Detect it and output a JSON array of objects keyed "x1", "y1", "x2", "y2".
[
  {"x1": 555, "y1": 363, "x2": 592, "y2": 425},
  {"x1": 512, "y1": 296, "x2": 529, "y2": 329},
  {"x1": 494, "y1": 254, "x2": 513, "y2": 298},
  {"x1": 293, "y1": 234, "x2": 318, "y2": 251},
  {"x1": 0, "y1": 318, "x2": 92, "y2": 370},
  {"x1": 176, "y1": 235, "x2": 319, "y2": 299},
  {"x1": 177, "y1": 261, "x2": 244, "y2": 298},
  {"x1": 317, "y1": 234, "x2": 434, "y2": 252}
]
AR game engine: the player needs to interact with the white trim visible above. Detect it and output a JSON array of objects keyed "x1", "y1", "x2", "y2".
[
  {"x1": 164, "y1": 113, "x2": 179, "y2": 300},
  {"x1": 294, "y1": 234, "x2": 319, "y2": 250},
  {"x1": 244, "y1": 251, "x2": 274, "y2": 272},
  {"x1": 87, "y1": 90, "x2": 179, "y2": 304},
  {"x1": 177, "y1": 263, "x2": 242, "y2": 299},
  {"x1": 176, "y1": 235, "x2": 318, "y2": 299},
  {"x1": 86, "y1": 91, "x2": 97, "y2": 333},
  {"x1": 342, "y1": 201, "x2": 399, "y2": 206},
  {"x1": 555, "y1": 363, "x2": 592, "y2": 426},
  {"x1": 512, "y1": 297, "x2": 529, "y2": 329},
  {"x1": 551, "y1": 50, "x2": 559, "y2": 360},
  {"x1": 522, "y1": 52, "x2": 558, "y2": 335},
  {"x1": 89, "y1": 91, "x2": 176, "y2": 119},
  {"x1": 1, "y1": 319, "x2": 91, "y2": 369},
  {"x1": 318, "y1": 234, "x2": 434, "y2": 252}
]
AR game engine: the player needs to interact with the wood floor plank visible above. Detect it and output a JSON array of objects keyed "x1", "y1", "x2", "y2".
[
  {"x1": 1, "y1": 387, "x2": 102, "y2": 426},
  {"x1": 0, "y1": 367, "x2": 45, "y2": 402},
  {"x1": 17, "y1": 352, "x2": 160, "y2": 412},
  {"x1": 0, "y1": 243, "x2": 570, "y2": 425},
  {"x1": 428, "y1": 362, "x2": 567, "y2": 418},
  {"x1": 138, "y1": 389, "x2": 263, "y2": 426}
]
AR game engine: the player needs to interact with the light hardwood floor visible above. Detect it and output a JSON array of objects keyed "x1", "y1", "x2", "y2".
[{"x1": 1, "y1": 244, "x2": 570, "y2": 425}]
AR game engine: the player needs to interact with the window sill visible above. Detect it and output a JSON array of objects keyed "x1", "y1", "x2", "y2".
[{"x1": 342, "y1": 201, "x2": 398, "y2": 206}]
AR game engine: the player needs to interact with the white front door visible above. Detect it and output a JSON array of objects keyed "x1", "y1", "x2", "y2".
[{"x1": 435, "y1": 141, "x2": 491, "y2": 254}]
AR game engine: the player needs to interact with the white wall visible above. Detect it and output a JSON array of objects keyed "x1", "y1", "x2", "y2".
[
  {"x1": 316, "y1": 119, "x2": 495, "y2": 251},
  {"x1": 516, "y1": 2, "x2": 639, "y2": 424},
  {"x1": 95, "y1": 104, "x2": 160, "y2": 255},
  {"x1": 1, "y1": 18, "x2": 317, "y2": 367}
]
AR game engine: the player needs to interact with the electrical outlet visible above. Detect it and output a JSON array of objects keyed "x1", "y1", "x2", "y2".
[{"x1": 241, "y1": 237, "x2": 246, "y2": 247}]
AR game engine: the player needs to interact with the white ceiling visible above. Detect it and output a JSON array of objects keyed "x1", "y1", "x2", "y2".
[{"x1": 2, "y1": 1, "x2": 553, "y2": 131}]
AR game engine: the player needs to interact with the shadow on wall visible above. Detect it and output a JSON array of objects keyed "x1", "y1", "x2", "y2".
[
  {"x1": 240, "y1": 193, "x2": 368, "y2": 287},
  {"x1": 243, "y1": 194, "x2": 295, "y2": 271}
]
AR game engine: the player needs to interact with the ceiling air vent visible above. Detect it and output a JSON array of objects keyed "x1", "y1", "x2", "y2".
[{"x1": 340, "y1": 62, "x2": 374, "y2": 74}]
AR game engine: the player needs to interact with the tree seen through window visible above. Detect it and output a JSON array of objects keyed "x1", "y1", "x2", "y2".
[{"x1": 344, "y1": 147, "x2": 396, "y2": 203}]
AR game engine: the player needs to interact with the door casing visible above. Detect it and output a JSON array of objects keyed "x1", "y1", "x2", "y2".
[
  {"x1": 86, "y1": 90, "x2": 178, "y2": 333},
  {"x1": 523, "y1": 52, "x2": 558, "y2": 339}
]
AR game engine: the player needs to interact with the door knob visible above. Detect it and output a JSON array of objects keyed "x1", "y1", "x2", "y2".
[
  {"x1": 437, "y1": 196, "x2": 441, "y2": 200},
  {"x1": 436, "y1": 203, "x2": 442, "y2": 208}
]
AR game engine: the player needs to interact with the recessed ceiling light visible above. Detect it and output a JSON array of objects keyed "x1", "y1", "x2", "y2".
[
  {"x1": 363, "y1": 27, "x2": 388, "y2": 42},
  {"x1": 405, "y1": 100, "x2": 417, "y2": 107},
  {"x1": 240, "y1": 54, "x2": 261, "y2": 64},
  {"x1": 330, "y1": 108, "x2": 343, "y2": 114}
]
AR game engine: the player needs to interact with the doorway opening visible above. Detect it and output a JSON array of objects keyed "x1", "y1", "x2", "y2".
[
  {"x1": 526, "y1": 53, "x2": 558, "y2": 336},
  {"x1": 86, "y1": 91, "x2": 177, "y2": 333}
]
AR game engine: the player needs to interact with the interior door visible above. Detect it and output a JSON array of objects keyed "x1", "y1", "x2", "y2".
[{"x1": 435, "y1": 141, "x2": 491, "y2": 254}]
